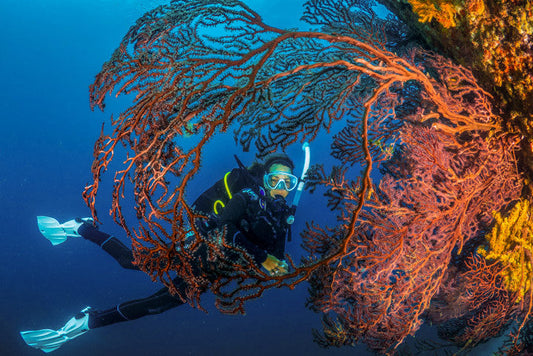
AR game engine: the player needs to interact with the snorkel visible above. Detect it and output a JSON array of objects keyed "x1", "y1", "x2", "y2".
[{"x1": 286, "y1": 142, "x2": 311, "y2": 225}]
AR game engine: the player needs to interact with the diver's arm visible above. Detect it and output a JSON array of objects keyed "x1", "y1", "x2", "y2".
[
  {"x1": 219, "y1": 191, "x2": 288, "y2": 275},
  {"x1": 233, "y1": 233, "x2": 287, "y2": 275}
]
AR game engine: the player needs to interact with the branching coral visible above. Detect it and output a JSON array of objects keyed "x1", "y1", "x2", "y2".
[
  {"x1": 304, "y1": 51, "x2": 523, "y2": 353},
  {"x1": 89, "y1": 0, "x2": 471, "y2": 316},
  {"x1": 378, "y1": 0, "x2": 533, "y2": 150},
  {"x1": 85, "y1": 0, "x2": 530, "y2": 354}
]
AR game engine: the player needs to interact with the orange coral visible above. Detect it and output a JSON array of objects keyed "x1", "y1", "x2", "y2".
[
  {"x1": 396, "y1": 0, "x2": 532, "y2": 142},
  {"x1": 467, "y1": 0, "x2": 485, "y2": 16}
]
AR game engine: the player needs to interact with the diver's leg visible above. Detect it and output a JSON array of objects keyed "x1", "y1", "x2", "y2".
[
  {"x1": 77, "y1": 222, "x2": 139, "y2": 270},
  {"x1": 20, "y1": 279, "x2": 192, "y2": 352},
  {"x1": 88, "y1": 285, "x2": 186, "y2": 328},
  {"x1": 36, "y1": 216, "x2": 139, "y2": 270}
]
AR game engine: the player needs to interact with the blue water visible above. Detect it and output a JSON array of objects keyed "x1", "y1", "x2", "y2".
[{"x1": 1, "y1": 1, "x2": 505, "y2": 355}]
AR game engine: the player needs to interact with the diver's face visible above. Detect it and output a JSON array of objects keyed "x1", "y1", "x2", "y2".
[{"x1": 265, "y1": 164, "x2": 292, "y2": 199}]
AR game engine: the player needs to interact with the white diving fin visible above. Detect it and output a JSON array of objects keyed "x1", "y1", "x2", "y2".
[
  {"x1": 36, "y1": 216, "x2": 93, "y2": 246},
  {"x1": 20, "y1": 307, "x2": 92, "y2": 353}
]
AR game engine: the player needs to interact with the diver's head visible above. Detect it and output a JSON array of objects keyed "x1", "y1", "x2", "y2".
[{"x1": 262, "y1": 153, "x2": 297, "y2": 199}]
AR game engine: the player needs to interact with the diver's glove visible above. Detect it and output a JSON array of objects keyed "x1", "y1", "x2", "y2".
[{"x1": 261, "y1": 254, "x2": 289, "y2": 276}]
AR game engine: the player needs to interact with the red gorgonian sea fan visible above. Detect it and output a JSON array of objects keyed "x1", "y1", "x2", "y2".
[{"x1": 84, "y1": 0, "x2": 526, "y2": 353}]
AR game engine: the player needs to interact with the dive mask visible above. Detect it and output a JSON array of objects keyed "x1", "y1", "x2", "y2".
[{"x1": 263, "y1": 171, "x2": 298, "y2": 191}]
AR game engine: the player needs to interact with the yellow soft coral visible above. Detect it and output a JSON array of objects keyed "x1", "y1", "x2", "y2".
[
  {"x1": 408, "y1": 0, "x2": 458, "y2": 28},
  {"x1": 478, "y1": 200, "x2": 533, "y2": 301}
]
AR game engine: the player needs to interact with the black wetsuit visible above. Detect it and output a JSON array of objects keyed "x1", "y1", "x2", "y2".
[
  {"x1": 219, "y1": 187, "x2": 289, "y2": 264},
  {"x1": 84, "y1": 187, "x2": 291, "y2": 329}
]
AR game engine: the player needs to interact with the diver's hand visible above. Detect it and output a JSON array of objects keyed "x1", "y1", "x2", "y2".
[{"x1": 261, "y1": 254, "x2": 288, "y2": 276}]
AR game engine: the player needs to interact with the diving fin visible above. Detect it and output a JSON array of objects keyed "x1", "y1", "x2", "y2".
[
  {"x1": 20, "y1": 307, "x2": 92, "y2": 353},
  {"x1": 37, "y1": 216, "x2": 93, "y2": 246}
]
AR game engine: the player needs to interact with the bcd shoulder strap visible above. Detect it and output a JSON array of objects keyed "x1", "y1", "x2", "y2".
[
  {"x1": 213, "y1": 170, "x2": 234, "y2": 214},
  {"x1": 192, "y1": 155, "x2": 261, "y2": 216}
]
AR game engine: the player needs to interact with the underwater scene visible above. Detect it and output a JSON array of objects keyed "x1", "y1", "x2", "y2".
[{"x1": 2, "y1": 0, "x2": 532, "y2": 355}]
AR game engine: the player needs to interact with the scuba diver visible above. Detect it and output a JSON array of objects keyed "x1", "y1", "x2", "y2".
[{"x1": 20, "y1": 149, "x2": 310, "y2": 353}]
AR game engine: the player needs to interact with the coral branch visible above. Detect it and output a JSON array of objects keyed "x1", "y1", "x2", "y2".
[{"x1": 85, "y1": 0, "x2": 527, "y2": 353}]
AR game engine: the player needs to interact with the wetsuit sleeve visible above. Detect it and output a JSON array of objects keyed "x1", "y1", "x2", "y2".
[
  {"x1": 217, "y1": 192, "x2": 268, "y2": 265},
  {"x1": 233, "y1": 232, "x2": 267, "y2": 265}
]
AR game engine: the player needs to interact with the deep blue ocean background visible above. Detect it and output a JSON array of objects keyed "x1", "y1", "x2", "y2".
[{"x1": 1, "y1": 1, "x2": 507, "y2": 355}]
